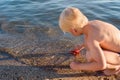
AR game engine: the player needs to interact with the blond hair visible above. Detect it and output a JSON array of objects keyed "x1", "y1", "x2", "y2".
[{"x1": 59, "y1": 7, "x2": 88, "y2": 33}]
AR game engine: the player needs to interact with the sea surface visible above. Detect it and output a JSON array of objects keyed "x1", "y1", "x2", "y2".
[
  {"x1": 0, "y1": 0, "x2": 120, "y2": 28},
  {"x1": 0, "y1": 0, "x2": 120, "y2": 47}
]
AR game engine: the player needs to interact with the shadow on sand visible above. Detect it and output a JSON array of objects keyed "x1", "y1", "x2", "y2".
[{"x1": 0, "y1": 51, "x2": 119, "y2": 80}]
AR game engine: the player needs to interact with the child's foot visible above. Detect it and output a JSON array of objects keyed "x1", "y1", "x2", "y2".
[
  {"x1": 70, "y1": 62, "x2": 81, "y2": 70},
  {"x1": 103, "y1": 68, "x2": 120, "y2": 76}
]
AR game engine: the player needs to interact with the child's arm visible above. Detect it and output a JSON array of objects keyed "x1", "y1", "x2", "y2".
[
  {"x1": 70, "y1": 40, "x2": 107, "y2": 71},
  {"x1": 70, "y1": 44, "x2": 85, "y2": 56},
  {"x1": 74, "y1": 44, "x2": 85, "y2": 50}
]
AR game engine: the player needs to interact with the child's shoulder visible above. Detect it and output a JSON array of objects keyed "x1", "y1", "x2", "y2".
[
  {"x1": 89, "y1": 20, "x2": 103, "y2": 23},
  {"x1": 90, "y1": 20, "x2": 112, "y2": 25},
  {"x1": 89, "y1": 20, "x2": 113, "y2": 27}
]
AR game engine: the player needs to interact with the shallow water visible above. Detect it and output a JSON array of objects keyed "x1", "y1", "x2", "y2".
[{"x1": 0, "y1": 0, "x2": 120, "y2": 66}]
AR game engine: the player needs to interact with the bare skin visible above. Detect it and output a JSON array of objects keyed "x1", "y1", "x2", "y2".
[{"x1": 69, "y1": 20, "x2": 120, "y2": 75}]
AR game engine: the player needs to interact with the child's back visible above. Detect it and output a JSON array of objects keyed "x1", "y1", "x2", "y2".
[{"x1": 87, "y1": 20, "x2": 120, "y2": 53}]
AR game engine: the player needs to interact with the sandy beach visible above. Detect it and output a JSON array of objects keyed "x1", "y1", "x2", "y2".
[
  {"x1": 0, "y1": 58, "x2": 119, "y2": 80},
  {"x1": 0, "y1": 51, "x2": 120, "y2": 80}
]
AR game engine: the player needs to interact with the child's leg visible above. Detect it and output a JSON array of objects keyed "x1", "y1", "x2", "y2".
[
  {"x1": 98, "y1": 50, "x2": 120, "y2": 75},
  {"x1": 103, "y1": 65, "x2": 120, "y2": 75},
  {"x1": 103, "y1": 50, "x2": 120, "y2": 65},
  {"x1": 70, "y1": 50, "x2": 120, "y2": 72}
]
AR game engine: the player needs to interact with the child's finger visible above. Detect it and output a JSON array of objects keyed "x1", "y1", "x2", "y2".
[{"x1": 70, "y1": 49, "x2": 80, "y2": 56}]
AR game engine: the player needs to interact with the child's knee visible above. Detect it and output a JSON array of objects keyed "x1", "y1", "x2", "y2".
[{"x1": 86, "y1": 51, "x2": 92, "y2": 62}]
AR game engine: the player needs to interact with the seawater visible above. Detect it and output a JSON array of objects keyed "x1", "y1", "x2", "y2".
[{"x1": 0, "y1": 0, "x2": 120, "y2": 27}]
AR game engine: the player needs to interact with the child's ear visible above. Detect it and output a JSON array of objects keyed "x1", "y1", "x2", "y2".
[
  {"x1": 74, "y1": 28, "x2": 77, "y2": 33},
  {"x1": 71, "y1": 28, "x2": 77, "y2": 33}
]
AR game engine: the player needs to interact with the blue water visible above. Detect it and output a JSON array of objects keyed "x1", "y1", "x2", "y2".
[{"x1": 0, "y1": 0, "x2": 120, "y2": 32}]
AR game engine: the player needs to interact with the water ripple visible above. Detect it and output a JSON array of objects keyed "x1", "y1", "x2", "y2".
[{"x1": 0, "y1": 0, "x2": 119, "y2": 29}]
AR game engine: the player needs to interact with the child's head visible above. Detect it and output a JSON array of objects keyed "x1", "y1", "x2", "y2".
[{"x1": 59, "y1": 7, "x2": 88, "y2": 34}]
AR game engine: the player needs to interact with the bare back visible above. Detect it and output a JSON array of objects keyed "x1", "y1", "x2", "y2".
[{"x1": 86, "y1": 20, "x2": 120, "y2": 53}]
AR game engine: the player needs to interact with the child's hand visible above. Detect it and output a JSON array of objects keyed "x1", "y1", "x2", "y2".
[
  {"x1": 70, "y1": 49, "x2": 80, "y2": 56},
  {"x1": 70, "y1": 44, "x2": 84, "y2": 56}
]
